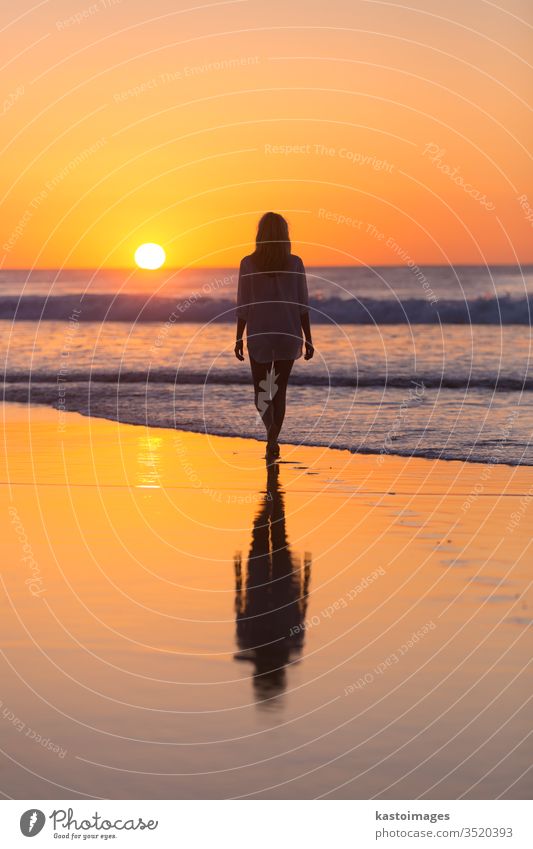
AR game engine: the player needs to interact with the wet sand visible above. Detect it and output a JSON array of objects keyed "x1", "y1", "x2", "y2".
[{"x1": 1, "y1": 402, "x2": 531, "y2": 799}]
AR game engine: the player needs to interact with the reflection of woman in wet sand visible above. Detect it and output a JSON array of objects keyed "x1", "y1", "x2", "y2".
[{"x1": 234, "y1": 464, "x2": 311, "y2": 705}]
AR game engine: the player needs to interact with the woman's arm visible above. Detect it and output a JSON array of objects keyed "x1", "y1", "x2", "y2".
[
  {"x1": 301, "y1": 312, "x2": 314, "y2": 360},
  {"x1": 297, "y1": 258, "x2": 314, "y2": 360},
  {"x1": 235, "y1": 317, "x2": 246, "y2": 361},
  {"x1": 235, "y1": 258, "x2": 249, "y2": 361}
]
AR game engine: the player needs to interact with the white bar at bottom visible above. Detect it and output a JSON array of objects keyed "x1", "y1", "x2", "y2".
[{"x1": 1, "y1": 799, "x2": 531, "y2": 848}]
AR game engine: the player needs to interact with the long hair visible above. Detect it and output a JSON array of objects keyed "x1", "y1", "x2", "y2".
[{"x1": 252, "y1": 212, "x2": 291, "y2": 274}]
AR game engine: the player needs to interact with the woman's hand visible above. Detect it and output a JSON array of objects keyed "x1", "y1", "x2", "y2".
[
  {"x1": 301, "y1": 313, "x2": 314, "y2": 361},
  {"x1": 235, "y1": 318, "x2": 246, "y2": 360}
]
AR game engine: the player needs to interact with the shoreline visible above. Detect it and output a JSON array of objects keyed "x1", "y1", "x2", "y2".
[
  {"x1": 2, "y1": 399, "x2": 532, "y2": 494},
  {"x1": 3, "y1": 398, "x2": 532, "y2": 470}
]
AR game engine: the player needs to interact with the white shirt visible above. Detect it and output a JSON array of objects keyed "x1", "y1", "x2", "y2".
[{"x1": 236, "y1": 253, "x2": 310, "y2": 362}]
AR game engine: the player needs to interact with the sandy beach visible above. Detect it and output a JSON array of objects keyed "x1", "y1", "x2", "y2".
[{"x1": 1, "y1": 401, "x2": 531, "y2": 800}]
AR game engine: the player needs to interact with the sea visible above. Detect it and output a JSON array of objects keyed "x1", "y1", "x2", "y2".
[{"x1": 1, "y1": 264, "x2": 532, "y2": 465}]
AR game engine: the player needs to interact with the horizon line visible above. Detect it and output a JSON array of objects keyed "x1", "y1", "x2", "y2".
[{"x1": 2, "y1": 262, "x2": 533, "y2": 273}]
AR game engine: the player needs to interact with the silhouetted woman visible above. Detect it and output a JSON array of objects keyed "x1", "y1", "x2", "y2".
[{"x1": 235, "y1": 212, "x2": 313, "y2": 460}]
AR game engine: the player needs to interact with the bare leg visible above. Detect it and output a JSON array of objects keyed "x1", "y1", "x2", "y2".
[
  {"x1": 270, "y1": 359, "x2": 294, "y2": 446},
  {"x1": 250, "y1": 358, "x2": 295, "y2": 454},
  {"x1": 249, "y1": 357, "x2": 275, "y2": 440}
]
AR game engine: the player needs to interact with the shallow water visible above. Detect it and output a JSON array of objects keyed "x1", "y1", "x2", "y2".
[{"x1": 2, "y1": 321, "x2": 532, "y2": 465}]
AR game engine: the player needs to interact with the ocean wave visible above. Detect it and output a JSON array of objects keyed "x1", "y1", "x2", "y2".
[
  {"x1": 2, "y1": 369, "x2": 532, "y2": 391},
  {"x1": 0, "y1": 293, "x2": 531, "y2": 324},
  {"x1": 4, "y1": 377, "x2": 530, "y2": 466},
  {"x1": 2, "y1": 386, "x2": 530, "y2": 467}
]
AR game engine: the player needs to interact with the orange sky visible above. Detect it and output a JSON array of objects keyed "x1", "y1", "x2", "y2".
[{"x1": 1, "y1": 0, "x2": 532, "y2": 268}]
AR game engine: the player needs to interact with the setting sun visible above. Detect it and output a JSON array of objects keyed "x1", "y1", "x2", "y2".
[{"x1": 134, "y1": 243, "x2": 166, "y2": 270}]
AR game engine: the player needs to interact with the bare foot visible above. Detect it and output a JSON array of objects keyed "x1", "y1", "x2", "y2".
[{"x1": 266, "y1": 441, "x2": 280, "y2": 460}]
